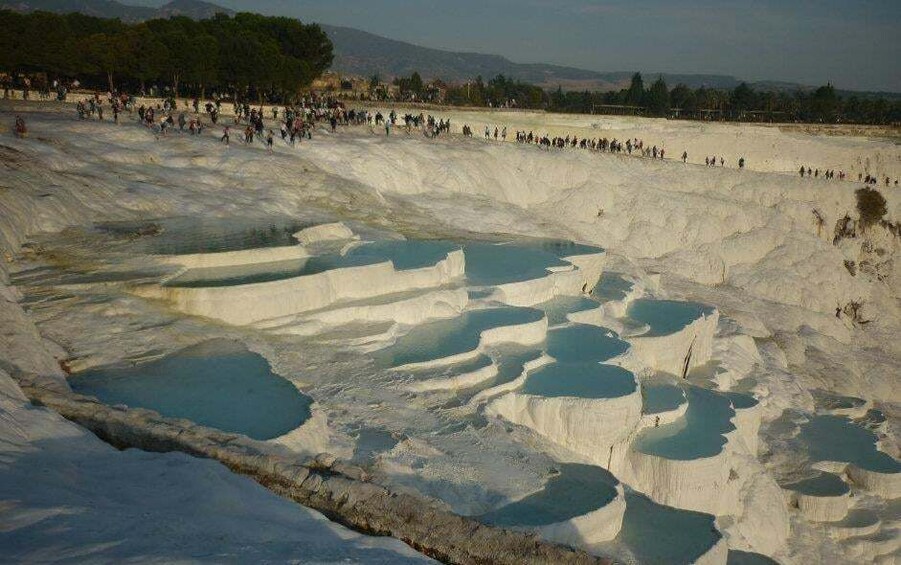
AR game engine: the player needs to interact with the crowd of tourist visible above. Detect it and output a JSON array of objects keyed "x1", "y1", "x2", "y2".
[
  {"x1": 6, "y1": 89, "x2": 899, "y2": 187},
  {"x1": 800, "y1": 166, "x2": 844, "y2": 180}
]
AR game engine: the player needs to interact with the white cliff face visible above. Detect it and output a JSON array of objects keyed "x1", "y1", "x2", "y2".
[{"x1": 0, "y1": 105, "x2": 898, "y2": 565}]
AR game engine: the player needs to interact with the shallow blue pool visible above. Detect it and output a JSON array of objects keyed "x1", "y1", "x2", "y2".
[
  {"x1": 492, "y1": 345, "x2": 546, "y2": 387},
  {"x1": 100, "y1": 216, "x2": 314, "y2": 255},
  {"x1": 546, "y1": 324, "x2": 629, "y2": 362},
  {"x1": 522, "y1": 362, "x2": 636, "y2": 399},
  {"x1": 800, "y1": 415, "x2": 901, "y2": 474},
  {"x1": 350, "y1": 427, "x2": 401, "y2": 464},
  {"x1": 626, "y1": 299, "x2": 714, "y2": 337},
  {"x1": 783, "y1": 471, "x2": 850, "y2": 496},
  {"x1": 377, "y1": 307, "x2": 545, "y2": 368},
  {"x1": 344, "y1": 240, "x2": 461, "y2": 270},
  {"x1": 69, "y1": 340, "x2": 312, "y2": 440},
  {"x1": 478, "y1": 463, "x2": 618, "y2": 527},
  {"x1": 537, "y1": 295, "x2": 601, "y2": 325},
  {"x1": 463, "y1": 242, "x2": 568, "y2": 286},
  {"x1": 643, "y1": 383, "x2": 687, "y2": 415},
  {"x1": 634, "y1": 386, "x2": 735, "y2": 460},
  {"x1": 831, "y1": 508, "x2": 880, "y2": 529},
  {"x1": 592, "y1": 272, "x2": 634, "y2": 302},
  {"x1": 462, "y1": 240, "x2": 600, "y2": 286},
  {"x1": 595, "y1": 491, "x2": 722, "y2": 565},
  {"x1": 724, "y1": 391, "x2": 758, "y2": 410}
]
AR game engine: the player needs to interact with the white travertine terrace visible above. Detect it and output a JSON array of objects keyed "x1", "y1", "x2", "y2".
[
  {"x1": 293, "y1": 222, "x2": 358, "y2": 245},
  {"x1": 393, "y1": 314, "x2": 548, "y2": 371},
  {"x1": 2, "y1": 105, "x2": 899, "y2": 565},
  {"x1": 845, "y1": 464, "x2": 901, "y2": 499},
  {"x1": 789, "y1": 489, "x2": 851, "y2": 523},
  {"x1": 155, "y1": 245, "x2": 310, "y2": 270},
  {"x1": 469, "y1": 353, "x2": 555, "y2": 404},
  {"x1": 257, "y1": 288, "x2": 469, "y2": 337},
  {"x1": 486, "y1": 384, "x2": 643, "y2": 466},
  {"x1": 136, "y1": 248, "x2": 465, "y2": 325},
  {"x1": 485, "y1": 251, "x2": 607, "y2": 307},
  {"x1": 626, "y1": 311, "x2": 720, "y2": 375},
  {"x1": 406, "y1": 357, "x2": 499, "y2": 392}
]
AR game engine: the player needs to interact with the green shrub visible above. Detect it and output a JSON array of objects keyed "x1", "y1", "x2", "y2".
[{"x1": 855, "y1": 187, "x2": 887, "y2": 230}]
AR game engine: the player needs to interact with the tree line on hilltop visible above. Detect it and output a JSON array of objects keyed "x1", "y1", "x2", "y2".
[
  {"x1": 0, "y1": 9, "x2": 333, "y2": 102},
  {"x1": 389, "y1": 71, "x2": 901, "y2": 125}
]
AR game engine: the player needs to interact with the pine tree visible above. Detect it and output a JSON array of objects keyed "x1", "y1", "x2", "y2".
[
  {"x1": 626, "y1": 72, "x2": 644, "y2": 106},
  {"x1": 646, "y1": 76, "x2": 670, "y2": 116}
]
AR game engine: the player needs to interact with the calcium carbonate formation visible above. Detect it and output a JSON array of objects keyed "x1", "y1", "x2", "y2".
[{"x1": 1, "y1": 106, "x2": 898, "y2": 564}]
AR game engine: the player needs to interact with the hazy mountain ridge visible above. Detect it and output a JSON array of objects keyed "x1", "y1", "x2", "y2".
[
  {"x1": 319, "y1": 23, "x2": 766, "y2": 92},
  {"x1": 1, "y1": 0, "x2": 232, "y2": 21}
]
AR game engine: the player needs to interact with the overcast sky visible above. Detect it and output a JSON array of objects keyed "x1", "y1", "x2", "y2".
[{"x1": 132, "y1": 0, "x2": 901, "y2": 91}]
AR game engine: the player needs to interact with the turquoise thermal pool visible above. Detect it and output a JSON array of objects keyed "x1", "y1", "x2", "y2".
[
  {"x1": 522, "y1": 362, "x2": 636, "y2": 399},
  {"x1": 478, "y1": 463, "x2": 619, "y2": 527},
  {"x1": 634, "y1": 386, "x2": 735, "y2": 460},
  {"x1": 783, "y1": 472, "x2": 850, "y2": 497},
  {"x1": 69, "y1": 340, "x2": 312, "y2": 440},
  {"x1": 462, "y1": 241, "x2": 601, "y2": 286},
  {"x1": 595, "y1": 491, "x2": 723, "y2": 565},
  {"x1": 101, "y1": 216, "x2": 313, "y2": 255},
  {"x1": 591, "y1": 272, "x2": 634, "y2": 302},
  {"x1": 626, "y1": 299, "x2": 714, "y2": 337},
  {"x1": 642, "y1": 383, "x2": 688, "y2": 415},
  {"x1": 799, "y1": 415, "x2": 901, "y2": 474},
  {"x1": 546, "y1": 324, "x2": 629, "y2": 362}
]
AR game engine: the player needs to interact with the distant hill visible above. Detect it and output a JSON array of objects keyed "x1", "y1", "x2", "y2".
[
  {"x1": 0, "y1": 0, "x2": 232, "y2": 22},
  {"x1": 319, "y1": 23, "x2": 635, "y2": 91},
  {"x1": 4, "y1": 0, "x2": 897, "y2": 96},
  {"x1": 155, "y1": 0, "x2": 232, "y2": 20},
  {"x1": 286, "y1": 23, "x2": 761, "y2": 92}
]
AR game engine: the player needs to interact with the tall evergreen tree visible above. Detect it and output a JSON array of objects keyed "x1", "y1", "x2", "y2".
[
  {"x1": 626, "y1": 72, "x2": 644, "y2": 106},
  {"x1": 646, "y1": 76, "x2": 670, "y2": 116}
]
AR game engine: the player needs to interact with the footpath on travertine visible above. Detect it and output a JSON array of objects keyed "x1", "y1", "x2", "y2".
[{"x1": 14, "y1": 372, "x2": 609, "y2": 565}]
